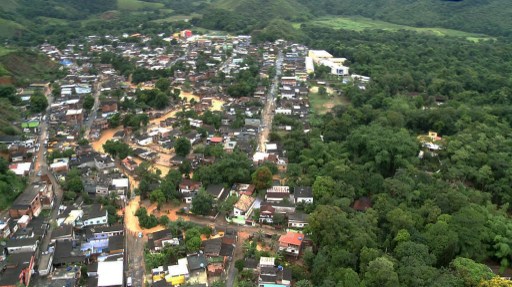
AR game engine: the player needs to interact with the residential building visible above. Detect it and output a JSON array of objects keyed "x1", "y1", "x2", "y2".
[
  {"x1": 179, "y1": 179, "x2": 202, "y2": 203},
  {"x1": 50, "y1": 225, "x2": 74, "y2": 243},
  {"x1": 97, "y1": 260, "x2": 124, "y2": 287},
  {"x1": 85, "y1": 224, "x2": 124, "y2": 241},
  {"x1": 0, "y1": 252, "x2": 35, "y2": 287},
  {"x1": 148, "y1": 229, "x2": 180, "y2": 252},
  {"x1": 259, "y1": 204, "x2": 275, "y2": 224},
  {"x1": 294, "y1": 186, "x2": 313, "y2": 204},
  {"x1": 80, "y1": 204, "x2": 108, "y2": 227},
  {"x1": 233, "y1": 194, "x2": 256, "y2": 219},
  {"x1": 9, "y1": 183, "x2": 43, "y2": 219},
  {"x1": 206, "y1": 184, "x2": 228, "y2": 201},
  {"x1": 278, "y1": 232, "x2": 304, "y2": 257},
  {"x1": 287, "y1": 212, "x2": 309, "y2": 229},
  {"x1": 6, "y1": 238, "x2": 39, "y2": 254},
  {"x1": 265, "y1": 186, "x2": 290, "y2": 203}
]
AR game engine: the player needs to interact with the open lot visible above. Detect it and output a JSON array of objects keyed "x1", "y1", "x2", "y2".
[
  {"x1": 117, "y1": 0, "x2": 165, "y2": 11},
  {"x1": 309, "y1": 86, "x2": 349, "y2": 114}
]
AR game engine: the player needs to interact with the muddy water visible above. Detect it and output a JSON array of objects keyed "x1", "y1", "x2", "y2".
[{"x1": 91, "y1": 127, "x2": 123, "y2": 153}]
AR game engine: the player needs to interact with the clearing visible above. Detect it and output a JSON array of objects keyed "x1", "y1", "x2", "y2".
[
  {"x1": 309, "y1": 86, "x2": 349, "y2": 114},
  {"x1": 117, "y1": 0, "x2": 165, "y2": 11},
  {"x1": 295, "y1": 16, "x2": 494, "y2": 42}
]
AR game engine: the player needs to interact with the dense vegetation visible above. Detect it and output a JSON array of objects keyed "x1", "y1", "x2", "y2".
[
  {"x1": 0, "y1": 158, "x2": 26, "y2": 210},
  {"x1": 261, "y1": 28, "x2": 512, "y2": 286},
  {"x1": 297, "y1": 0, "x2": 512, "y2": 37}
]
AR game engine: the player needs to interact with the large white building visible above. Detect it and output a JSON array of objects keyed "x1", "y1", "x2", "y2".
[{"x1": 308, "y1": 50, "x2": 350, "y2": 76}]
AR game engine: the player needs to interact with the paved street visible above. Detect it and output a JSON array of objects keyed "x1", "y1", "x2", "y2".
[
  {"x1": 259, "y1": 50, "x2": 282, "y2": 152},
  {"x1": 126, "y1": 229, "x2": 146, "y2": 287}
]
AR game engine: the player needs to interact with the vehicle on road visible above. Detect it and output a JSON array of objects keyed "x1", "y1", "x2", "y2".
[{"x1": 126, "y1": 277, "x2": 132, "y2": 286}]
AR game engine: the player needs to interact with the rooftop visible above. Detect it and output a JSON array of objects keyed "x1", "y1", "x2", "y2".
[
  {"x1": 234, "y1": 194, "x2": 255, "y2": 212},
  {"x1": 279, "y1": 231, "x2": 304, "y2": 246},
  {"x1": 97, "y1": 260, "x2": 124, "y2": 287},
  {"x1": 294, "y1": 186, "x2": 312, "y2": 198}
]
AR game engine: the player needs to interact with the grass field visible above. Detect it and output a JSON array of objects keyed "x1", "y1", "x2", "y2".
[
  {"x1": 151, "y1": 13, "x2": 202, "y2": 23},
  {"x1": 295, "y1": 16, "x2": 493, "y2": 42},
  {"x1": 0, "y1": 47, "x2": 15, "y2": 57},
  {"x1": 309, "y1": 86, "x2": 349, "y2": 114},
  {"x1": 117, "y1": 0, "x2": 165, "y2": 11}
]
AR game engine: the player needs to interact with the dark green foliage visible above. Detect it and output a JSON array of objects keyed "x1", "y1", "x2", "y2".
[
  {"x1": 174, "y1": 137, "x2": 191, "y2": 157},
  {"x1": 103, "y1": 140, "x2": 133, "y2": 160},
  {"x1": 29, "y1": 92, "x2": 48, "y2": 113},
  {"x1": 0, "y1": 85, "x2": 20, "y2": 105},
  {"x1": 190, "y1": 188, "x2": 214, "y2": 216},
  {"x1": 297, "y1": 0, "x2": 512, "y2": 36},
  {"x1": 0, "y1": 158, "x2": 26, "y2": 210},
  {"x1": 251, "y1": 166, "x2": 273, "y2": 190},
  {"x1": 193, "y1": 151, "x2": 253, "y2": 185},
  {"x1": 83, "y1": 94, "x2": 94, "y2": 111},
  {"x1": 63, "y1": 168, "x2": 83, "y2": 199},
  {"x1": 135, "y1": 207, "x2": 159, "y2": 229}
]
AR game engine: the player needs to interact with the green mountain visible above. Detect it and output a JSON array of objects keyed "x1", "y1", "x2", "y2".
[
  {"x1": 2, "y1": 0, "x2": 512, "y2": 42},
  {"x1": 297, "y1": 0, "x2": 512, "y2": 36}
]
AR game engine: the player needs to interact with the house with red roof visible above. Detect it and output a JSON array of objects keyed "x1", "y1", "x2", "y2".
[{"x1": 278, "y1": 231, "x2": 304, "y2": 257}]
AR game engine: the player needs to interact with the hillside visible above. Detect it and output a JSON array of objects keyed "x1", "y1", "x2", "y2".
[
  {"x1": 1, "y1": 0, "x2": 512, "y2": 41},
  {"x1": 297, "y1": 0, "x2": 512, "y2": 36},
  {"x1": 0, "y1": 50, "x2": 61, "y2": 84}
]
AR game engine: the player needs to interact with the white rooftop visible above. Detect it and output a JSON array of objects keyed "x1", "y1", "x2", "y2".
[
  {"x1": 260, "y1": 257, "x2": 275, "y2": 267},
  {"x1": 97, "y1": 261, "x2": 124, "y2": 286}
]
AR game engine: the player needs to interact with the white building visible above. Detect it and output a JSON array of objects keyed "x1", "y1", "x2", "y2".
[{"x1": 97, "y1": 261, "x2": 124, "y2": 287}]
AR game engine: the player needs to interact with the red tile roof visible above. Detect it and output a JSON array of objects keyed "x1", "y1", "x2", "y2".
[{"x1": 279, "y1": 232, "x2": 303, "y2": 246}]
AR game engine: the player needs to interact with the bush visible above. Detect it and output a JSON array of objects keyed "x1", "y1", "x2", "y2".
[{"x1": 159, "y1": 215, "x2": 170, "y2": 226}]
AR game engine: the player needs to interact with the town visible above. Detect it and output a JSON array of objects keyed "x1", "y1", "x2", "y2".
[{"x1": 0, "y1": 29, "x2": 375, "y2": 287}]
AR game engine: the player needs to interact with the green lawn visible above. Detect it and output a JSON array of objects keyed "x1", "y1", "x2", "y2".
[
  {"x1": 295, "y1": 16, "x2": 494, "y2": 42},
  {"x1": 0, "y1": 47, "x2": 15, "y2": 57},
  {"x1": 117, "y1": 0, "x2": 165, "y2": 11},
  {"x1": 309, "y1": 87, "x2": 349, "y2": 114}
]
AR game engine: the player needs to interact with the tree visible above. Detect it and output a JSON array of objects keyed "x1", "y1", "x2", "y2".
[
  {"x1": 178, "y1": 160, "x2": 192, "y2": 176},
  {"x1": 30, "y1": 92, "x2": 48, "y2": 113},
  {"x1": 191, "y1": 188, "x2": 214, "y2": 216},
  {"x1": 347, "y1": 124, "x2": 418, "y2": 176},
  {"x1": 251, "y1": 166, "x2": 273, "y2": 190},
  {"x1": 364, "y1": 257, "x2": 399, "y2": 287},
  {"x1": 218, "y1": 195, "x2": 238, "y2": 215},
  {"x1": 64, "y1": 168, "x2": 84, "y2": 195},
  {"x1": 83, "y1": 94, "x2": 95, "y2": 110},
  {"x1": 103, "y1": 140, "x2": 133, "y2": 160},
  {"x1": 186, "y1": 236, "x2": 202, "y2": 252},
  {"x1": 424, "y1": 218, "x2": 459, "y2": 266},
  {"x1": 108, "y1": 113, "x2": 121, "y2": 128},
  {"x1": 155, "y1": 78, "x2": 171, "y2": 92},
  {"x1": 175, "y1": 137, "x2": 191, "y2": 157},
  {"x1": 150, "y1": 189, "x2": 166, "y2": 209},
  {"x1": 235, "y1": 259, "x2": 245, "y2": 272},
  {"x1": 295, "y1": 280, "x2": 314, "y2": 287},
  {"x1": 318, "y1": 86, "x2": 327, "y2": 96},
  {"x1": 451, "y1": 257, "x2": 495, "y2": 287},
  {"x1": 159, "y1": 215, "x2": 170, "y2": 226}
]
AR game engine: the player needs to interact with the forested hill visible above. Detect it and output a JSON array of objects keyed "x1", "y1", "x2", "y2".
[
  {"x1": 2, "y1": 0, "x2": 512, "y2": 40},
  {"x1": 296, "y1": 0, "x2": 512, "y2": 36}
]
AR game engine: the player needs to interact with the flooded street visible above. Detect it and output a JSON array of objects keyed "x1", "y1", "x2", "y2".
[{"x1": 91, "y1": 127, "x2": 123, "y2": 153}]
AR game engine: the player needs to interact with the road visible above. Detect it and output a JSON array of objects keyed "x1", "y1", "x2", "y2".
[
  {"x1": 84, "y1": 79, "x2": 102, "y2": 139},
  {"x1": 125, "y1": 228, "x2": 146, "y2": 287},
  {"x1": 34, "y1": 88, "x2": 65, "y2": 270},
  {"x1": 258, "y1": 50, "x2": 282, "y2": 152}
]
